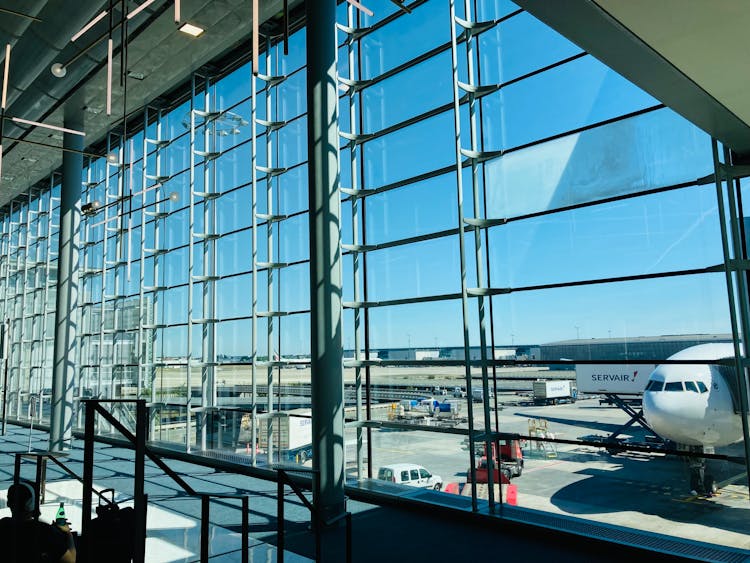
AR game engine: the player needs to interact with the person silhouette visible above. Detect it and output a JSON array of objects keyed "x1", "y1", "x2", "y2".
[{"x1": 0, "y1": 482, "x2": 76, "y2": 562}]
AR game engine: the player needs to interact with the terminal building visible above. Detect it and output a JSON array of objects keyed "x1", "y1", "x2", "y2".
[
  {"x1": 539, "y1": 334, "x2": 734, "y2": 362},
  {"x1": 0, "y1": 1, "x2": 748, "y2": 562}
]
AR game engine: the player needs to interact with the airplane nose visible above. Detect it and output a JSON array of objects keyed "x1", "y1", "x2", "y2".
[
  {"x1": 643, "y1": 390, "x2": 671, "y2": 426},
  {"x1": 643, "y1": 390, "x2": 702, "y2": 445}
]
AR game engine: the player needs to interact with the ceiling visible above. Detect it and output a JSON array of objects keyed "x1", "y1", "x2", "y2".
[
  {"x1": 0, "y1": 0, "x2": 287, "y2": 208},
  {"x1": 514, "y1": 0, "x2": 750, "y2": 157}
]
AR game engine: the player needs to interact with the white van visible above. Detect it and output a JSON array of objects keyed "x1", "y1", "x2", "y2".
[{"x1": 377, "y1": 464, "x2": 443, "y2": 490}]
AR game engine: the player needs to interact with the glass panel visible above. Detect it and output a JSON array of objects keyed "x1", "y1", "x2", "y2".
[
  {"x1": 485, "y1": 109, "x2": 713, "y2": 218},
  {"x1": 362, "y1": 51, "x2": 453, "y2": 133},
  {"x1": 366, "y1": 236, "x2": 461, "y2": 301},
  {"x1": 365, "y1": 174, "x2": 458, "y2": 245},
  {"x1": 361, "y1": 0, "x2": 450, "y2": 79},
  {"x1": 216, "y1": 274, "x2": 252, "y2": 320},
  {"x1": 364, "y1": 111, "x2": 456, "y2": 188},
  {"x1": 488, "y1": 185, "x2": 722, "y2": 288},
  {"x1": 482, "y1": 55, "x2": 658, "y2": 151},
  {"x1": 217, "y1": 230, "x2": 253, "y2": 276},
  {"x1": 368, "y1": 299, "x2": 464, "y2": 350},
  {"x1": 479, "y1": 12, "x2": 582, "y2": 85},
  {"x1": 490, "y1": 273, "x2": 730, "y2": 353},
  {"x1": 365, "y1": 428, "x2": 469, "y2": 494}
]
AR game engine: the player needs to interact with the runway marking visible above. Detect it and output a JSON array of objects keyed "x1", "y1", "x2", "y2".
[{"x1": 522, "y1": 460, "x2": 567, "y2": 473}]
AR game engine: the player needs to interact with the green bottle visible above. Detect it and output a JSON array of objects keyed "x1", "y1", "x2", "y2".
[{"x1": 55, "y1": 502, "x2": 66, "y2": 525}]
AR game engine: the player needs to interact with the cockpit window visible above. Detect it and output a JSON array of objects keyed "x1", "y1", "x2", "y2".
[
  {"x1": 645, "y1": 380, "x2": 664, "y2": 391},
  {"x1": 664, "y1": 381, "x2": 684, "y2": 391},
  {"x1": 684, "y1": 381, "x2": 698, "y2": 393},
  {"x1": 697, "y1": 381, "x2": 708, "y2": 393}
]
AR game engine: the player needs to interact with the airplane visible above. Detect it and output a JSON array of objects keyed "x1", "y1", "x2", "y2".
[{"x1": 641, "y1": 342, "x2": 746, "y2": 495}]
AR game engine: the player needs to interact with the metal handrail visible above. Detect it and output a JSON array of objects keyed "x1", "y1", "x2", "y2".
[
  {"x1": 13, "y1": 451, "x2": 116, "y2": 509},
  {"x1": 83, "y1": 400, "x2": 257, "y2": 563},
  {"x1": 82, "y1": 399, "x2": 149, "y2": 563},
  {"x1": 197, "y1": 492, "x2": 249, "y2": 563},
  {"x1": 275, "y1": 466, "x2": 352, "y2": 563}
]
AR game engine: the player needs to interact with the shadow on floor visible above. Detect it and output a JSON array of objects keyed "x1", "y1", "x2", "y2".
[{"x1": 272, "y1": 503, "x2": 695, "y2": 563}]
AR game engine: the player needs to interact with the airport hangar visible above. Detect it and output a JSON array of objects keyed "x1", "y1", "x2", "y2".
[{"x1": 0, "y1": 1, "x2": 749, "y2": 562}]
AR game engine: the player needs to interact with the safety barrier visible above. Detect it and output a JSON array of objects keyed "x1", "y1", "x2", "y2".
[{"x1": 276, "y1": 465, "x2": 352, "y2": 563}]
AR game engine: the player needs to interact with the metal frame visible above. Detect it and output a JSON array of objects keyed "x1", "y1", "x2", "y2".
[
  {"x1": 711, "y1": 140, "x2": 750, "y2": 485},
  {"x1": 140, "y1": 104, "x2": 170, "y2": 440},
  {"x1": 188, "y1": 71, "x2": 220, "y2": 452},
  {"x1": 0, "y1": 0, "x2": 746, "y2": 537}
]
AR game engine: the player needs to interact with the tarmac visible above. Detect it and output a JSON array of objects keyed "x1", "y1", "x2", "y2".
[{"x1": 0, "y1": 399, "x2": 748, "y2": 562}]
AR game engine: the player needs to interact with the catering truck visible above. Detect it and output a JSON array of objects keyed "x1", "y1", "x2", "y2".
[
  {"x1": 238, "y1": 410, "x2": 313, "y2": 463},
  {"x1": 532, "y1": 380, "x2": 576, "y2": 405}
]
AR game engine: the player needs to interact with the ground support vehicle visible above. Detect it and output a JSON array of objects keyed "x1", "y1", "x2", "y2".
[
  {"x1": 377, "y1": 464, "x2": 443, "y2": 490},
  {"x1": 390, "y1": 399, "x2": 466, "y2": 427},
  {"x1": 532, "y1": 380, "x2": 576, "y2": 405},
  {"x1": 237, "y1": 411, "x2": 313, "y2": 463},
  {"x1": 471, "y1": 387, "x2": 494, "y2": 402},
  {"x1": 467, "y1": 439, "x2": 524, "y2": 484}
]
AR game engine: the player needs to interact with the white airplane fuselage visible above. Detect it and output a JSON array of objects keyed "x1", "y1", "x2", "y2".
[{"x1": 642, "y1": 343, "x2": 744, "y2": 448}]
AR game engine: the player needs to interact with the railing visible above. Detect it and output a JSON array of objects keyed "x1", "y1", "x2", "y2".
[
  {"x1": 83, "y1": 399, "x2": 257, "y2": 563},
  {"x1": 14, "y1": 400, "x2": 352, "y2": 562},
  {"x1": 13, "y1": 451, "x2": 117, "y2": 514},
  {"x1": 81, "y1": 399, "x2": 151, "y2": 563},
  {"x1": 275, "y1": 465, "x2": 352, "y2": 563},
  {"x1": 199, "y1": 493, "x2": 249, "y2": 563}
]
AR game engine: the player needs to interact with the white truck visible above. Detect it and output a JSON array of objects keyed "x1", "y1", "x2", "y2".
[
  {"x1": 471, "y1": 387, "x2": 494, "y2": 402},
  {"x1": 532, "y1": 380, "x2": 576, "y2": 405},
  {"x1": 238, "y1": 410, "x2": 313, "y2": 463}
]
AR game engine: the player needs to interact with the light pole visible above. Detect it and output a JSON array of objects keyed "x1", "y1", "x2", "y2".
[{"x1": 574, "y1": 326, "x2": 580, "y2": 340}]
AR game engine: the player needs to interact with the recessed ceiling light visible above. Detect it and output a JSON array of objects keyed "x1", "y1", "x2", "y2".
[{"x1": 179, "y1": 23, "x2": 204, "y2": 37}]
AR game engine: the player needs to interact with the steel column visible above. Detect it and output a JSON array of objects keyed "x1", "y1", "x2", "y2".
[
  {"x1": 306, "y1": 0, "x2": 346, "y2": 546},
  {"x1": 50, "y1": 107, "x2": 82, "y2": 451},
  {"x1": 265, "y1": 37, "x2": 275, "y2": 464},
  {"x1": 448, "y1": 0, "x2": 479, "y2": 512},
  {"x1": 250, "y1": 69, "x2": 258, "y2": 466},
  {"x1": 343, "y1": 2, "x2": 365, "y2": 482}
]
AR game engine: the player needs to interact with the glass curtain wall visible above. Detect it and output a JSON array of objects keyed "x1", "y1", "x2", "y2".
[
  {"x1": 0, "y1": 0, "x2": 747, "y2": 549},
  {"x1": 0, "y1": 179, "x2": 60, "y2": 427}
]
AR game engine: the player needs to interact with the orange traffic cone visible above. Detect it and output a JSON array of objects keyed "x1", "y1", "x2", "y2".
[{"x1": 506, "y1": 484, "x2": 518, "y2": 506}]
